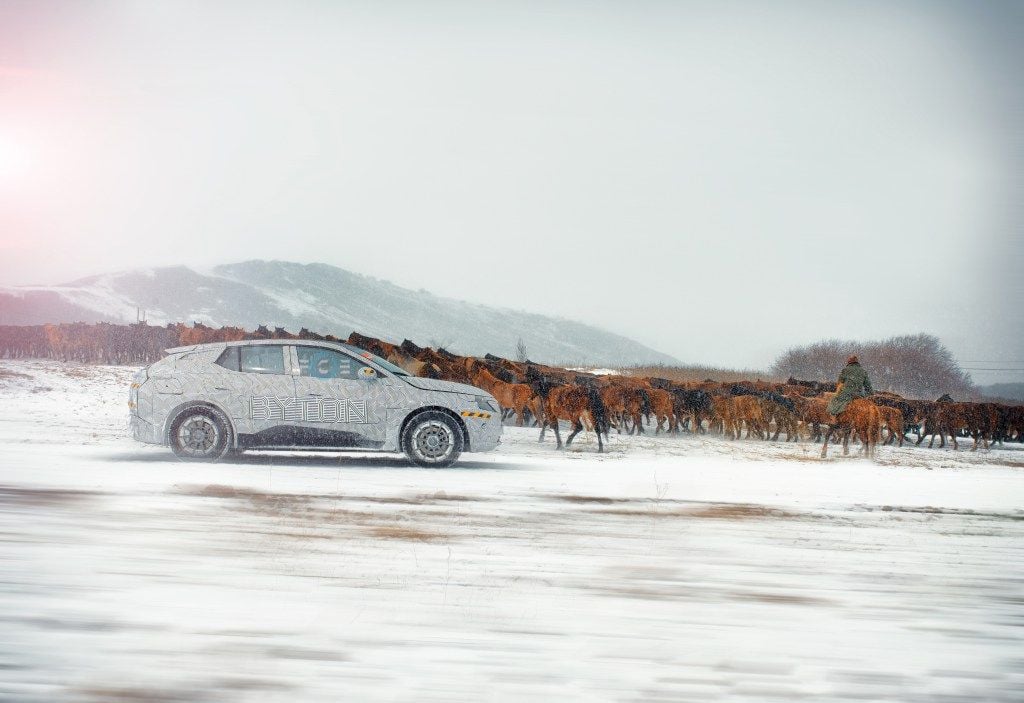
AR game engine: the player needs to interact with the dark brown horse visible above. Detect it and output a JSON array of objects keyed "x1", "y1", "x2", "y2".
[{"x1": 540, "y1": 384, "x2": 610, "y2": 452}]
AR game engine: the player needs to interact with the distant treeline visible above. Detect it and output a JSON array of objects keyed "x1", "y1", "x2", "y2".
[
  {"x1": 771, "y1": 334, "x2": 975, "y2": 400},
  {"x1": 0, "y1": 322, "x2": 352, "y2": 365}
]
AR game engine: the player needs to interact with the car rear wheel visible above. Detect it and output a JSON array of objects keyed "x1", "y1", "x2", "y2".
[
  {"x1": 402, "y1": 410, "x2": 464, "y2": 468},
  {"x1": 170, "y1": 406, "x2": 232, "y2": 462}
]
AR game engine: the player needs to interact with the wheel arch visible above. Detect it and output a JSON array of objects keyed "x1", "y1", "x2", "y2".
[
  {"x1": 163, "y1": 400, "x2": 239, "y2": 448},
  {"x1": 400, "y1": 406, "x2": 470, "y2": 451}
]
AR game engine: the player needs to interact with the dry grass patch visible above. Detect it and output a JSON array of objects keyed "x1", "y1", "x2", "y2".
[
  {"x1": 368, "y1": 524, "x2": 446, "y2": 541},
  {"x1": 0, "y1": 485, "x2": 97, "y2": 506},
  {"x1": 346, "y1": 492, "x2": 489, "y2": 505},
  {"x1": 689, "y1": 503, "x2": 803, "y2": 520},
  {"x1": 74, "y1": 686, "x2": 199, "y2": 703},
  {"x1": 177, "y1": 483, "x2": 268, "y2": 499},
  {"x1": 60, "y1": 366, "x2": 94, "y2": 378},
  {"x1": 589, "y1": 502, "x2": 807, "y2": 521},
  {"x1": 621, "y1": 364, "x2": 777, "y2": 384},
  {"x1": 728, "y1": 590, "x2": 834, "y2": 606},
  {"x1": 778, "y1": 453, "x2": 829, "y2": 463},
  {"x1": 550, "y1": 494, "x2": 633, "y2": 505}
]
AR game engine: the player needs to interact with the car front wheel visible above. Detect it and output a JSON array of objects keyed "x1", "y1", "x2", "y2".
[
  {"x1": 402, "y1": 410, "x2": 464, "y2": 468},
  {"x1": 169, "y1": 406, "x2": 232, "y2": 462}
]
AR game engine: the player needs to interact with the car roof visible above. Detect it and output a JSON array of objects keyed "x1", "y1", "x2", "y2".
[{"x1": 165, "y1": 339, "x2": 357, "y2": 354}]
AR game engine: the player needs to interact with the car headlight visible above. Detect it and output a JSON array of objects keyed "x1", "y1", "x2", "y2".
[{"x1": 476, "y1": 396, "x2": 497, "y2": 412}]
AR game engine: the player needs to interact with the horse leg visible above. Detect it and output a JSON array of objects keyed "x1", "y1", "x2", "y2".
[
  {"x1": 552, "y1": 419, "x2": 562, "y2": 449},
  {"x1": 821, "y1": 426, "x2": 834, "y2": 458},
  {"x1": 565, "y1": 421, "x2": 582, "y2": 446}
]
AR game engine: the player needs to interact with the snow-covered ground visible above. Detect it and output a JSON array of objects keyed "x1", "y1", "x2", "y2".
[{"x1": 0, "y1": 359, "x2": 1022, "y2": 702}]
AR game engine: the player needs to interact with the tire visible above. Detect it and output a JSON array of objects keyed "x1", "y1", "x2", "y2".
[
  {"x1": 402, "y1": 410, "x2": 464, "y2": 468},
  {"x1": 169, "y1": 406, "x2": 233, "y2": 462}
]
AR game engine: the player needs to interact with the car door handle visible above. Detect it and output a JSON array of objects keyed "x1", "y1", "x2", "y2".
[
  {"x1": 214, "y1": 386, "x2": 230, "y2": 391},
  {"x1": 308, "y1": 392, "x2": 325, "y2": 397}
]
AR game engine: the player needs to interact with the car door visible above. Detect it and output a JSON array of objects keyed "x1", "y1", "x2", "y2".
[
  {"x1": 289, "y1": 345, "x2": 388, "y2": 447},
  {"x1": 211, "y1": 344, "x2": 295, "y2": 441}
]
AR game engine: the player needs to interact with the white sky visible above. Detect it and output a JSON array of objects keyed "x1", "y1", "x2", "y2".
[{"x1": 0, "y1": 0, "x2": 1021, "y2": 379}]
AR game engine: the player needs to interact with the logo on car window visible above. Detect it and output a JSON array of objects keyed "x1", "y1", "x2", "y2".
[{"x1": 250, "y1": 396, "x2": 369, "y2": 423}]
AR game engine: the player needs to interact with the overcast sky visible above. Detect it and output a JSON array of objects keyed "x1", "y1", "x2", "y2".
[{"x1": 0, "y1": 0, "x2": 1021, "y2": 380}]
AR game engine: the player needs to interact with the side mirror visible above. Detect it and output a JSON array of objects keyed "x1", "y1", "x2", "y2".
[{"x1": 358, "y1": 366, "x2": 378, "y2": 380}]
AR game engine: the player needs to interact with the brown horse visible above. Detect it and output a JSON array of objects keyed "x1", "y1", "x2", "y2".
[
  {"x1": 643, "y1": 387, "x2": 677, "y2": 434},
  {"x1": 711, "y1": 395, "x2": 740, "y2": 440},
  {"x1": 733, "y1": 395, "x2": 768, "y2": 439},
  {"x1": 600, "y1": 382, "x2": 650, "y2": 435},
  {"x1": 540, "y1": 384, "x2": 610, "y2": 452},
  {"x1": 466, "y1": 359, "x2": 537, "y2": 426},
  {"x1": 821, "y1": 399, "x2": 882, "y2": 458},
  {"x1": 758, "y1": 397, "x2": 801, "y2": 442},
  {"x1": 877, "y1": 405, "x2": 905, "y2": 447},
  {"x1": 789, "y1": 395, "x2": 830, "y2": 442}
]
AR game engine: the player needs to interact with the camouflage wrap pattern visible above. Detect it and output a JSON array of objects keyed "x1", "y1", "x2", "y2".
[{"x1": 128, "y1": 341, "x2": 501, "y2": 453}]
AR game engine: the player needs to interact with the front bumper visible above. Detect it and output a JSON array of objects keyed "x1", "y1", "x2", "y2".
[
  {"x1": 130, "y1": 414, "x2": 160, "y2": 445},
  {"x1": 463, "y1": 413, "x2": 502, "y2": 452}
]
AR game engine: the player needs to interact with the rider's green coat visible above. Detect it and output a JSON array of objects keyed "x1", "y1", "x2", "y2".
[{"x1": 826, "y1": 363, "x2": 874, "y2": 416}]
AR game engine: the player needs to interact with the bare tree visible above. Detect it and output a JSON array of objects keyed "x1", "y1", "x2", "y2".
[
  {"x1": 515, "y1": 337, "x2": 529, "y2": 363},
  {"x1": 428, "y1": 337, "x2": 454, "y2": 352},
  {"x1": 771, "y1": 333, "x2": 974, "y2": 399}
]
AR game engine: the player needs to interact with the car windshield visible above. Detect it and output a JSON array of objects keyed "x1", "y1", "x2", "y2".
[{"x1": 340, "y1": 343, "x2": 411, "y2": 376}]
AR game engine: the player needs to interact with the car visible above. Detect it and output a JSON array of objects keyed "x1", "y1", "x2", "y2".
[{"x1": 128, "y1": 339, "x2": 501, "y2": 467}]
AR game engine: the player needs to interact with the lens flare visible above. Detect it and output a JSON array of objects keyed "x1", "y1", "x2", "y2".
[{"x1": 0, "y1": 133, "x2": 31, "y2": 182}]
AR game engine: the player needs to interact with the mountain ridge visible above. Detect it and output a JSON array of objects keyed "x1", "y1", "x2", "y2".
[{"x1": 0, "y1": 260, "x2": 678, "y2": 366}]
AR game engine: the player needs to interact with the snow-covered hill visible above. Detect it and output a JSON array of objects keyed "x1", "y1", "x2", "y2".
[{"x1": 0, "y1": 260, "x2": 677, "y2": 365}]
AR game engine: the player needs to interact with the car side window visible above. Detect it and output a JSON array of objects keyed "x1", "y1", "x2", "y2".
[
  {"x1": 237, "y1": 345, "x2": 287, "y2": 375},
  {"x1": 295, "y1": 346, "x2": 361, "y2": 380},
  {"x1": 214, "y1": 346, "x2": 239, "y2": 371}
]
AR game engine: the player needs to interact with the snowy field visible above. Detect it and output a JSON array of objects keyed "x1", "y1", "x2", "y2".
[{"x1": 1, "y1": 360, "x2": 1022, "y2": 702}]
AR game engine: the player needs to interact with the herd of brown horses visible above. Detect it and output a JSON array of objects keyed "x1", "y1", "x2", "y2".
[
  {"x1": 1, "y1": 322, "x2": 1022, "y2": 457},
  {"x1": 346, "y1": 332, "x2": 1024, "y2": 458}
]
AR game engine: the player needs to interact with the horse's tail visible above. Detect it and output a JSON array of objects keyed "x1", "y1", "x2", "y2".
[
  {"x1": 638, "y1": 389, "x2": 652, "y2": 418},
  {"x1": 526, "y1": 365, "x2": 551, "y2": 401},
  {"x1": 586, "y1": 385, "x2": 610, "y2": 438},
  {"x1": 693, "y1": 390, "x2": 714, "y2": 413}
]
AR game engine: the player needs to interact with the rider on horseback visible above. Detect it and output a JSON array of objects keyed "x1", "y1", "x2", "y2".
[{"x1": 826, "y1": 355, "x2": 874, "y2": 416}]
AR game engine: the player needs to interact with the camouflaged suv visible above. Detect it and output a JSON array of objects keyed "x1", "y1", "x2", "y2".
[{"x1": 129, "y1": 340, "x2": 501, "y2": 467}]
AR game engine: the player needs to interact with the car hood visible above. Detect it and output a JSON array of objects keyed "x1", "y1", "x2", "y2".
[{"x1": 401, "y1": 376, "x2": 487, "y2": 396}]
